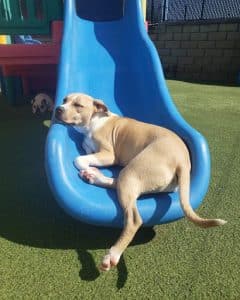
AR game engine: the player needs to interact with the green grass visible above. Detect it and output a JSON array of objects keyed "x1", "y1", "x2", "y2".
[{"x1": 0, "y1": 81, "x2": 239, "y2": 299}]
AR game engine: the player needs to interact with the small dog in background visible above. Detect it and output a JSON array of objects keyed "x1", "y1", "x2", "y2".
[{"x1": 31, "y1": 93, "x2": 54, "y2": 114}]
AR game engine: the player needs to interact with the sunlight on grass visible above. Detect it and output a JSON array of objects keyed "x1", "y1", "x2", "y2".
[{"x1": 43, "y1": 120, "x2": 51, "y2": 128}]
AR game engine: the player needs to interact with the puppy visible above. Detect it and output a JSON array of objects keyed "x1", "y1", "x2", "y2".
[
  {"x1": 55, "y1": 93, "x2": 226, "y2": 271},
  {"x1": 31, "y1": 93, "x2": 54, "y2": 114}
]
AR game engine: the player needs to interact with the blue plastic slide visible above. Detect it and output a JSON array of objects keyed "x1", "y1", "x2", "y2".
[{"x1": 45, "y1": 0, "x2": 211, "y2": 227}]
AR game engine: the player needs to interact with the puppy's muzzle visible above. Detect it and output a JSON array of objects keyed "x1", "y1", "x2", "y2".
[{"x1": 55, "y1": 106, "x2": 65, "y2": 120}]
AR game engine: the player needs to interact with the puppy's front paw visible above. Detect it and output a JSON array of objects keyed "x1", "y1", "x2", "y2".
[{"x1": 79, "y1": 167, "x2": 103, "y2": 185}]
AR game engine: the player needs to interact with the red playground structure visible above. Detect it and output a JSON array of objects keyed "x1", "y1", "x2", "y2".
[{"x1": 0, "y1": 0, "x2": 63, "y2": 104}]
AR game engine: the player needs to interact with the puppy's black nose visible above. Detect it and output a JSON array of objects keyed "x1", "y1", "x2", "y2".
[{"x1": 55, "y1": 106, "x2": 65, "y2": 119}]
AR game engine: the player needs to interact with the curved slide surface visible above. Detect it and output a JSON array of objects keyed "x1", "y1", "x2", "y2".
[{"x1": 45, "y1": 0, "x2": 211, "y2": 227}]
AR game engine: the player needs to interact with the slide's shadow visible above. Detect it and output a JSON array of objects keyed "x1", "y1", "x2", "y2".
[{"x1": 0, "y1": 118, "x2": 155, "y2": 289}]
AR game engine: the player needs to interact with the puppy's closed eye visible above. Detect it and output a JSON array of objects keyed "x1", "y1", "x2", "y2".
[{"x1": 74, "y1": 103, "x2": 84, "y2": 108}]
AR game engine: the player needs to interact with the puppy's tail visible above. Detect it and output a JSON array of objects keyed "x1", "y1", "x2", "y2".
[{"x1": 177, "y1": 167, "x2": 227, "y2": 228}]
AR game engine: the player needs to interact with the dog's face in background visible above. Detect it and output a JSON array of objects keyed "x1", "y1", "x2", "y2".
[
  {"x1": 55, "y1": 93, "x2": 108, "y2": 127},
  {"x1": 31, "y1": 93, "x2": 54, "y2": 114}
]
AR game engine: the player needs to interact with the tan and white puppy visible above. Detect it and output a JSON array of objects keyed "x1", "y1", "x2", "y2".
[{"x1": 55, "y1": 93, "x2": 226, "y2": 271}]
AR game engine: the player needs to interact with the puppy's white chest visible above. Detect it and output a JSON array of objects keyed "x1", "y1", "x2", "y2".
[{"x1": 73, "y1": 126, "x2": 97, "y2": 154}]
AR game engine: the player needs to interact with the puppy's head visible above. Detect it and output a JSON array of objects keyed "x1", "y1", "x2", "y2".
[
  {"x1": 31, "y1": 93, "x2": 53, "y2": 114},
  {"x1": 55, "y1": 93, "x2": 108, "y2": 127}
]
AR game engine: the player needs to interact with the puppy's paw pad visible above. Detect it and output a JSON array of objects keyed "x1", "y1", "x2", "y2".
[{"x1": 79, "y1": 167, "x2": 102, "y2": 184}]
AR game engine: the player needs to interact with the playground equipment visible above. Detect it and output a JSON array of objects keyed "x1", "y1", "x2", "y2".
[
  {"x1": 0, "y1": 35, "x2": 10, "y2": 44},
  {"x1": 0, "y1": 0, "x2": 63, "y2": 104},
  {"x1": 45, "y1": 0, "x2": 211, "y2": 227}
]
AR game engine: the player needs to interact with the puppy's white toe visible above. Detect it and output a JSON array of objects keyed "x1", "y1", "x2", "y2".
[
  {"x1": 74, "y1": 156, "x2": 89, "y2": 170},
  {"x1": 74, "y1": 157, "x2": 81, "y2": 170},
  {"x1": 99, "y1": 248, "x2": 121, "y2": 271},
  {"x1": 100, "y1": 254, "x2": 111, "y2": 271}
]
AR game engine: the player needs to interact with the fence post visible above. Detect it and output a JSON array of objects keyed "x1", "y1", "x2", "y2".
[
  {"x1": 150, "y1": 0, "x2": 154, "y2": 23},
  {"x1": 184, "y1": 5, "x2": 188, "y2": 20},
  {"x1": 163, "y1": 0, "x2": 169, "y2": 21},
  {"x1": 141, "y1": 0, "x2": 147, "y2": 20},
  {"x1": 200, "y1": 0, "x2": 206, "y2": 19}
]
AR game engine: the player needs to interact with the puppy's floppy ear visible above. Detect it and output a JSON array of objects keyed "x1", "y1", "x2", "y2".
[{"x1": 93, "y1": 99, "x2": 108, "y2": 113}]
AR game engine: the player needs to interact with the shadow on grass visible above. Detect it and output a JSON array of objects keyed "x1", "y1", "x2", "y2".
[{"x1": 0, "y1": 102, "x2": 155, "y2": 288}]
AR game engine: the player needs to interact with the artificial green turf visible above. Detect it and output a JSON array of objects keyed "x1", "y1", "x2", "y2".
[{"x1": 0, "y1": 81, "x2": 239, "y2": 299}]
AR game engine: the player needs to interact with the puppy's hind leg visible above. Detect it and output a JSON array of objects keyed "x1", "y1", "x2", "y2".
[{"x1": 100, "y1": 173, "x2": 142, "y2": 271}]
